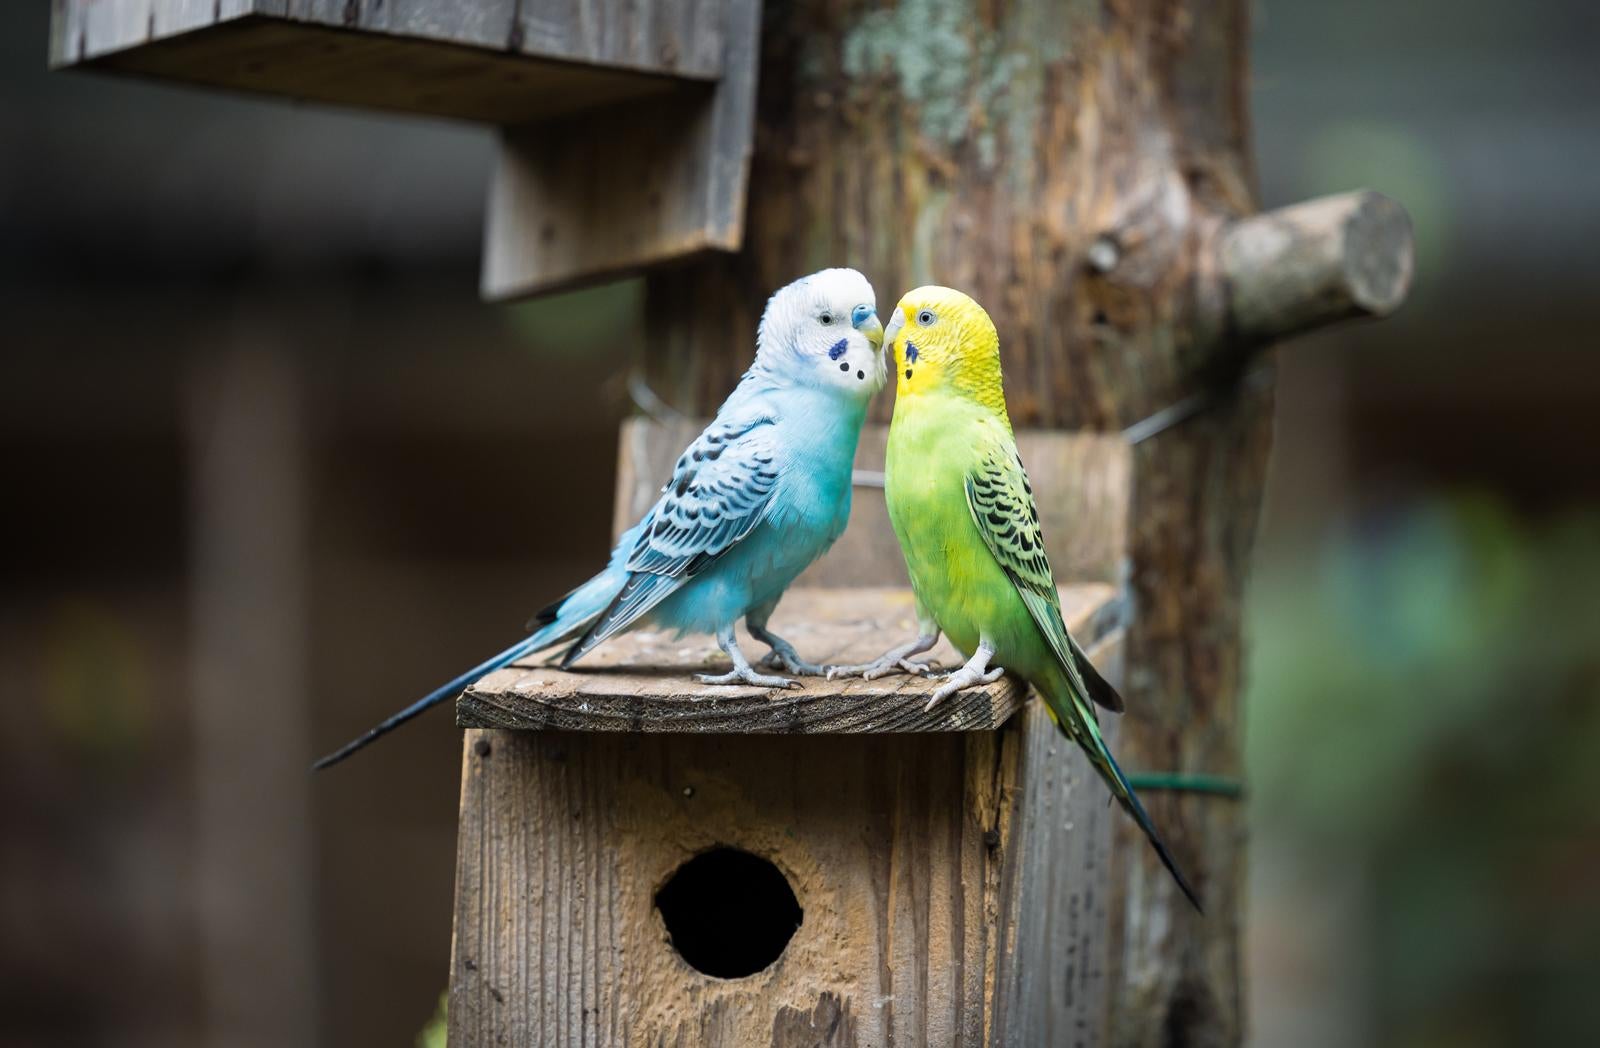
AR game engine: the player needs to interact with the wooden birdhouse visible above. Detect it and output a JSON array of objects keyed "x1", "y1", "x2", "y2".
[
  {"x1": 49, "y1": 0, "x2": 761, "y2": 297},
  {"x1": 448, "y1": 420, "x2": 1137, "y2": 1045}
]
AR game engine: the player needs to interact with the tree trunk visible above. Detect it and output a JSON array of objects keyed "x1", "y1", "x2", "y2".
[{"x1": 644, "y1": 1, "x2": 1262, "y2": 1043}]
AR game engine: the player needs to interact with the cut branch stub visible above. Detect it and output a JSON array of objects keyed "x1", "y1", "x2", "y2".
[{"x1": 1219, "y1": 189, "x2": 1414, "y2": 347}]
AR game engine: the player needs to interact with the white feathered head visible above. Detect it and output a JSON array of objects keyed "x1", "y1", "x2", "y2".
[{"x1": 754, "y1": 268, "x2": 885, "y2": 398}]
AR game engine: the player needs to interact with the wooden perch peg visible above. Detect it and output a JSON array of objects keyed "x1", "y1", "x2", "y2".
[{"x1": 1219, "y1": 189, "x2": 1415, "y2": 346}]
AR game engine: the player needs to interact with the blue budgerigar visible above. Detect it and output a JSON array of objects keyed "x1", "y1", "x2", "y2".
[{"x1": 315, "y1": 268, "x2": 885, "y2": 769}]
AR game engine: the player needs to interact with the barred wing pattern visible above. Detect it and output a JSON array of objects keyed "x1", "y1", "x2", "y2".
[
  {"x1": 560, "y1": 414, "x2": 782, "y2": 664},
  {"x1": 963, "y1": 429, "x2": 1125, "y2": 713}
]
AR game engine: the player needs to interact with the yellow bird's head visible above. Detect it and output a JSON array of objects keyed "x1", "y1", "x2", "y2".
[{"x1": 883, "y1": 286, "x2": 1007, "y2": 416}]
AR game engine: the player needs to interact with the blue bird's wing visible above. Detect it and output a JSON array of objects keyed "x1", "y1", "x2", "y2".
[
  {"x1": 315, "y1": 400, "x2": 787, "y2": 770},
  {"x1": 560, "y1": 414, "x2": 782, "y2": 664}
]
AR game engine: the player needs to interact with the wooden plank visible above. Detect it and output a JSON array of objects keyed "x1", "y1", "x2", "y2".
[
  {"x1": 53, "y1": 16, "x2": 683, "y2": 125},
  {"x1": 457, "y1": 584, "x2": 1118, "y2": 733},
  {"x1": 513, "y1": 0, "x2": 724, "y2": 77},
  {"x1": 614, "y1": 418, "x2": 1133, "y2": 588},
  {"x1": 480, "y1": 89, "x2": 723, "y2": 294},
  {"x1": 479, "y1": 0, "x2": 760, "y2": 297},
  {"x1": 448, "y1": 729, "x2": 988, "y2": 1046},
  {"x1": 51, "y1": 0, "x2": 725, "y2": 79},
  {"x1": 992, "y1": 630, "x2": 1124, "y2": 1047},
  {"x1": 278, "y1": 0, "x2": 520, "y2": 56}
]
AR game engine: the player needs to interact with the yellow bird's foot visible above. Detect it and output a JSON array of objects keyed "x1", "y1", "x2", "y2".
[
  {"x1": 826, "y1": 632, "x2": 941, "y2": 680},
  {"x1": 695, "y1": 667, "x2": 799, "y2": 689},
  {"x1": 924, "y1": 642, "x2": 1004, "y2": 712},
  {"x1": 826, "y1": 654, "x2": 935, "y2": 680}
]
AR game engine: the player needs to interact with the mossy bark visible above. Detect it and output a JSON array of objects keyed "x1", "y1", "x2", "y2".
[{"x1": 645, "y1": 1, "x2": 1265, "y2": 1043}]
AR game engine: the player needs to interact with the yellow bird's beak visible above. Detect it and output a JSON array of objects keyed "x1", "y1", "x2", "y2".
[{"x1": 880, "y1": 307, "x2": 905, "y2": 363}]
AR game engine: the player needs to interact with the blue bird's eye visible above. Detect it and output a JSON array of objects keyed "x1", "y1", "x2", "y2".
[{"x1": 820, "y1": 311, "x2": 834, "y2": 325}]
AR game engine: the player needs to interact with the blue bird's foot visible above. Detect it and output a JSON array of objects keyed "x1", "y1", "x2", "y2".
[
  {"x1": 701, "y1": 622, "x2": 798, "y2": 689},
  {"x1": 746, "y1": 621, "x2": 825, "y2": 676},
  {"x1": 757, "y1": 645, "x2": 826, "y2": 677},
  {"x1": 696, "y1": 666, "x2": 798, "y2": 689}
]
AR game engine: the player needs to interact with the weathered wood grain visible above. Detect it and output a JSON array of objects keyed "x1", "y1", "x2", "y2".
[
  {"x1": 49, "y1": 12, "x2": 683, "y2": 125},
  {"x1": 457, "y1": 585, "x2": 1117, "y2": 733},
  {"x1": 993, "y1": 631, "x2": 1125, "y2": 1048},
  {"x1": 51, "y1": 0, "x2": 724, "y2": 81},
  {"x1": 613, "y1": 419, "x2": 1132, "y2": 588},
  {"x1": 480, "y1": 0, "x2": 761, "y2": 297},
  {"x1": 448, "y1": 629, "x2": 1126, "y2": 1047}
]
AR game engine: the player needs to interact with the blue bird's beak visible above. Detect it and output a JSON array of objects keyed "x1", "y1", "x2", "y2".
[{"x1": 853, "y1": 303, "x2": 884, "y2": 350}]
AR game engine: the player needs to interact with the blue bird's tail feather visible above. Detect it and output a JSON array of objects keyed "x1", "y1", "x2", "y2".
[{"x1": 311, "y1": 562, "x2": 627, "y2": 771}]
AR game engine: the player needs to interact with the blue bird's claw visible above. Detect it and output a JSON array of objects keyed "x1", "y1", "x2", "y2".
[{"x1": 696, "y1": 668, "x2": 798, "y2": 689}]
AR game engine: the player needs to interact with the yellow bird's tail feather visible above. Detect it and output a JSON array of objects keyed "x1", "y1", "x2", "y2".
[{"x1": 1037, "y1": 673, "x2": 1204, "y2": 913}]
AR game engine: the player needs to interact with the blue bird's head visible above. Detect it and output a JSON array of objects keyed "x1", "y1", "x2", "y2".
[{"x1": 755, "y1": 268, "x2": 886, "y2": 400}]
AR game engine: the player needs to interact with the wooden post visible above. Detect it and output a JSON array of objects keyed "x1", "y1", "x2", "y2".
[
  {"x1": 637, "y1": 3, "x2": 1412, "y2": 1044},
  {"x1": 186, "y1": 333, "x2": 317, "y2": 1047}
]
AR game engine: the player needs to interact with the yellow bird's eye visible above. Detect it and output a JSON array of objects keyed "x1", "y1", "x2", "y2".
[{"x1": 917, "y1": 310, "x2": 936, "y2": 326}]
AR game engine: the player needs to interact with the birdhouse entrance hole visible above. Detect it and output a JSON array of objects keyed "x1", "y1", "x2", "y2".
[{"x1": 654, "y1": 847, "x2": 802, "y2": 979}]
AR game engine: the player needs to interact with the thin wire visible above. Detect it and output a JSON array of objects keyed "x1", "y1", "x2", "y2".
[
  {"x1": 1120, "y1": 388, "x2": 1215, "y2": 445},
  {"x1": 1121, "y1": 365, "x2": 1272, "y2": 446},
  {"x1": 627, "y1": 370, "x2": 689, "y2": 426},
  {"x1": 1126, "y1": 772, "x2": 1244, "y2": 798}
]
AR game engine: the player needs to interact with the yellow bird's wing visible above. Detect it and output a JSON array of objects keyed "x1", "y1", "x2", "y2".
[{"x1": 962, "y1": 429, "x2": 1125, "y2": 714}]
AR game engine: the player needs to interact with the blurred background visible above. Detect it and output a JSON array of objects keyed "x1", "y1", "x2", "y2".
[{"x1": 2, "y1": 1, "x2": 1596, "y2": 1045}]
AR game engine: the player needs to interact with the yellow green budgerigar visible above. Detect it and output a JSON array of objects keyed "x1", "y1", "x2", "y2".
[{"x1": 834, "y1": 285, "x2": 1202, "y2": 911}]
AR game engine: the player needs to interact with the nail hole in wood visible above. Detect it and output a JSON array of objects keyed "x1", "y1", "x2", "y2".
[{"x1": 1087, "y1": 234, "x2": 1121, "y2": 273}]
